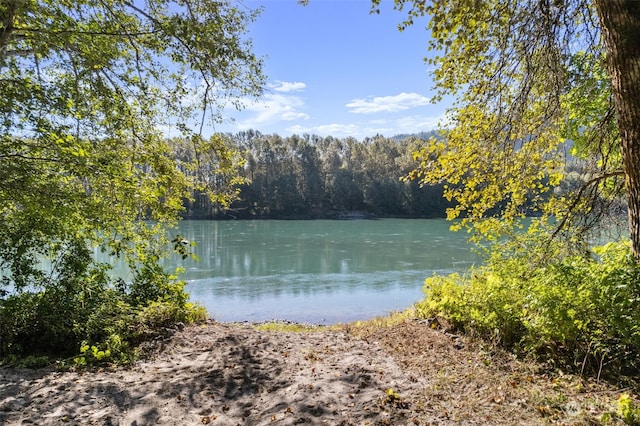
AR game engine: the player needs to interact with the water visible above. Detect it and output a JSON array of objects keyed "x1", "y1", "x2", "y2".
[{"x1": 167, "y1": 219, "x2": 479, "y2": 324}]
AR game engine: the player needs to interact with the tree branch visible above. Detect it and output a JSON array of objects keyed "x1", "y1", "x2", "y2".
[
  {"x1": 0, "y1": 152, "x2": 65, "y2": 163},
  {"x1": 13, "y1": 26, "x2": 162, "y2": 38},
  {"x1": 551, "y1": 170, "x2": 625, "y2": 241}
]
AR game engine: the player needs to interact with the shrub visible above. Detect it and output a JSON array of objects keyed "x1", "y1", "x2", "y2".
[
  {"x1": 415, "y1": 237, "x2": 640, "y2": 379},
  {"x1": 0, "y1": 239, "x2": 207, "y2": 366},
  {"x1": 617, "y1": 393, "x2": 640, "y2": 425}
]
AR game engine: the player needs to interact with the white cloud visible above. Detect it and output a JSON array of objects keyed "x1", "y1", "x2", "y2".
[
  {"x1": 235, "y1": 93, "x2": 310, "y2": 129},
  {"x1": 285, "y1": 113, "x2": 443, "y2": 139},
  {"x1": 229, "y1": 80, "x2": 310, "y2": 130},
  {"x1": 271, "y1": 81, "x2": 306, "y2": 93},
  {"x1": 346, "y1": 92, "x2": 430, "y2": 114},
  {"x1": 393, "y1": 114, "x2": 444, "y2": 132},
  {"x1": 286, "y1": 122, "x2": 397, "y2": 139}
]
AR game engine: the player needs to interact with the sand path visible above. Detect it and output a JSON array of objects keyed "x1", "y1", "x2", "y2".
[{"x1": 0, "y1": 321, "x2": 428, "y2": 425}]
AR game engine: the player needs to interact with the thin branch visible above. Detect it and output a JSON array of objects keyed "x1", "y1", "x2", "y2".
[
  {"x1": 14, "y1": 26, "x2": 162, "y2": 38},
  {"x1": 551, "y1": 170, "x2": 625, "y2": 241},
  {"x1": 1, "y1": 48, "x2": 35, "y2": 58}
]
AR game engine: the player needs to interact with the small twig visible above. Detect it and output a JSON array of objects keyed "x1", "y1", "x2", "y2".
[{"x1": 597, "y1": 354, "x2": 605, "y2": 383}]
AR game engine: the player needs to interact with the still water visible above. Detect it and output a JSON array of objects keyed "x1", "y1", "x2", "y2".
[{"x1": 168, "y1": 219, "x2": 479, "y2": 324}]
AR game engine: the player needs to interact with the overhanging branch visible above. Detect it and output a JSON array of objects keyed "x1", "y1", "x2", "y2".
[{"x1": 551, "y1": 170, "x2": 625, "y2": 241}]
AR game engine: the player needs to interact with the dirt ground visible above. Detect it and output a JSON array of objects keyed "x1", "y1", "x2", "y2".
[{"x1": 0, "y1": 319, "x2": 633, "y2": 425}]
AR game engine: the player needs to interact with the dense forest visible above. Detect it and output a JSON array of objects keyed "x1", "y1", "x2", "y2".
[
  {"x1": 180, "y1": 130, "x2": 606, "y2": 222},
  {"x1": 182, "y1": 130, "x2": 454, "y2": 220}
]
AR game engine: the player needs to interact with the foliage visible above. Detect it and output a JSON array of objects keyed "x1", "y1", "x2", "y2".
[
  {"x1": 188, "y1": 130, "x2": 453, "y2": 219},
  {"x1": 191, "y1": 130, "x2": 590, "y2": 223},
  {"x1": 415, "y1": 233, "x2": 640, "y2": 380},
  {"x1": 617, "y1": 393, "x2": 640, "y2": 425},
  {"x1": 371, "y1": 0, "x2": 629, "y2": 249},
  {"x1": 0, "y1": 248, "x2": 207, "y2": 364},
  {"x1": 382, "y1": 387, "x2": 409, "y2": 409},
  {"x1": 375, "y1": 0, "x2": 640, "y2": 392},
  {"x1": 253, "y1": 322, "x2": 320, "y2": 333},
  {"x1": 0, "y1": 0, "x2": 263, "y2": 363}
]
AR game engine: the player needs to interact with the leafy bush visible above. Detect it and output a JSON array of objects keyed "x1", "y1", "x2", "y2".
[
  {"x1": 617, "y1": 393, "x2": 640, "y2": 425},
  {"x1": 0, "y1": 236, "x2": 207, "y2": 366},
  {"x1": 415, "y1": 237, "x2": 640, "y2": 379}
]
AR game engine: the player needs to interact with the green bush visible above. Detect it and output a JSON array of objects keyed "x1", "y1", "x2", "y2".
[
  {"x1": 0, "y1": 238, "x2": 207, "y2": 366},
  {"x1": 617, "y1": 393, "x2": 640, "y2": 425},
  {"x1": 415, "y1": 237, "x2": 640, "y2": 378}
]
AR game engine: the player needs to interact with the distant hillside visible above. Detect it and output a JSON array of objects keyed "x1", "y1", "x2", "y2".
[{"x1": 390, "y1": 130, "x2": 440, "y2": 142}]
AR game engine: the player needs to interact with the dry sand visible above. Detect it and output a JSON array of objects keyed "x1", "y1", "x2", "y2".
[
  {"x1": 0, "y1": 321, "x2": 426, "y2": 425},
  {"x1": 0, "y1": 319, "x2": 631, "y2": 425}
]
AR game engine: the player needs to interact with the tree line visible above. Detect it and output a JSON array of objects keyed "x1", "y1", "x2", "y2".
[{"x1": 182, "y1": 130, "x2": 454, "y2": 220}]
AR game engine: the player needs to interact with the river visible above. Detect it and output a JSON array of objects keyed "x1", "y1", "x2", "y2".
[{"x1": 162, "y1": 219, "x2": 479, "y2": 324}]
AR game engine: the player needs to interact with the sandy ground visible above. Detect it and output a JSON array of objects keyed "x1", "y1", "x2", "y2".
[
  {"x1": 0, "y1": 319, "x2": 632, "y2": 425},
  {"x1": 0, "y1": 321, "x2": 428, "y2": 425}
]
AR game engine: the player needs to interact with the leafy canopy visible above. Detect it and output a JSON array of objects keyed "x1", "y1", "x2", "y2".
[
  {"x1": 0, "y1": 0, "x2": 264, "y2": 360},
  {"x1": 373, "y1": 0, "x2": 623, "y2": 245}
]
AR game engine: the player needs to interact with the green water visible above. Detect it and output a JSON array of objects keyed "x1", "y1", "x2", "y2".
[{"x1": 168, "y1": 219, "x2": 479, "y2": 324}]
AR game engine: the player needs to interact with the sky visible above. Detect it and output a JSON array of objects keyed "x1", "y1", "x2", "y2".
[{"x1": 214, "y1": 0, "x2": 448, "y2": 140}]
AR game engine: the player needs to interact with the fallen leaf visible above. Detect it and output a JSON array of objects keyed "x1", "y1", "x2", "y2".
[{"x1": 537, "y1": 405, "x2": 551, "y2": 416}]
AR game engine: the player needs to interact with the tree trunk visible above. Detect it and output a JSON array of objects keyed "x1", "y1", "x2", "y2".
[
  {"x1": 595, "y1": 0, "x2": 640, "y2": 259},
  {"x1": 0, "y1": 0, "x2": 18, "y2": 59}
]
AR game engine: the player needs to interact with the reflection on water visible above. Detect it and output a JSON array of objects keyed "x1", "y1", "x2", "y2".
[
  {"x1": 187, "y1": 269, "x2": 465, "y2": 324},
  {"x1": 168, "y1": 219, "x2": 479, "y2": 324}
]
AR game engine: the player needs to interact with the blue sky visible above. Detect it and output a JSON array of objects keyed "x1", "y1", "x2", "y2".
[{"x1": 215, "y1": 0, "x2": 447, "y2": 140}]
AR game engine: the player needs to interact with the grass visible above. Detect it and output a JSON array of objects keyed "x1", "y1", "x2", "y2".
[
  {"x1": 252, "y1": 321, "x2": 323, "y2": 333},
  {"x1": 340, "y1": 311, "x2": 640, "y2": 425}
]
